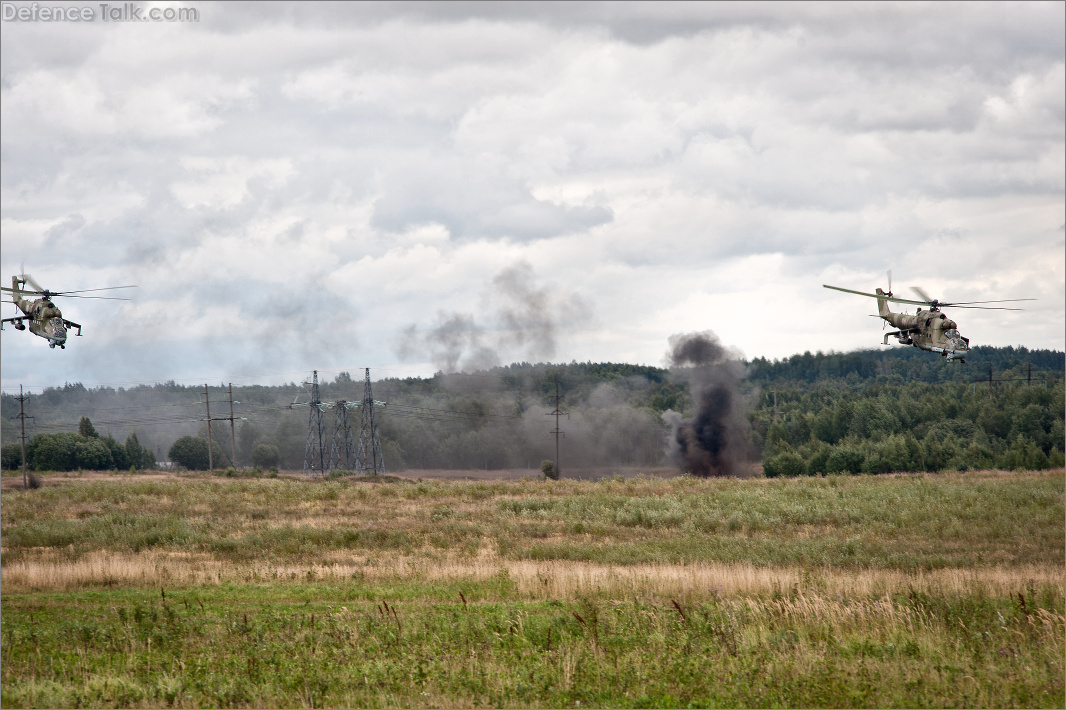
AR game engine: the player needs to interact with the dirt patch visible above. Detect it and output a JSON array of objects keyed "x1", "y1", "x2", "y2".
[{"x1": 393, "y1": 466, "x2": 680, "y2": 481}]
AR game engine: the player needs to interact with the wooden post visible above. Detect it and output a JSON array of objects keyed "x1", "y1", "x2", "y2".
[
  {"x1": 19, "y1": 385, "x2": 27, "y2": 490},
  {"x1": 229, "y1": 383, "x2": 237, "y2": 469},
  {"x1": 204, "y1": 385, "x2": 213, "y2": 471}
]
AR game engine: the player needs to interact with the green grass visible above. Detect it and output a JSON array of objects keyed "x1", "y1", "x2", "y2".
[
  {"x1": 3, "y1": 580, "x2": 1063, "y2": 708},
  {"x1": 1, "y1": 470, "x2": 1063, "y2": 707}
]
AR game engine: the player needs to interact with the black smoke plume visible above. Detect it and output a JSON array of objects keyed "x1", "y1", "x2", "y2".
[
  {"x1": 668, "y1": 330, "x2": 729, "y2": 368},
  {"x1": 663, "y1": 331, "x2": 751, "y2": 477}
]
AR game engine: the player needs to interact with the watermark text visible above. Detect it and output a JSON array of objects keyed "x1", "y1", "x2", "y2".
[{"x1": 2, "y1": 3, "x2": 199, "y2": 22}]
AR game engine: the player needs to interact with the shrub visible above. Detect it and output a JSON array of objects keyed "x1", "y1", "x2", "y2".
[
  {"x1": 31, "y1": 433, "x2": 80, "y2": 471},
  {"x1": 825, "y1": 446, "x2": 865, "y2": 475},
  {"x1": 102, "y1": 436, "x2": 130, "y2": 470},
  {"x1": 125, "y1": 433, "x2": 155, "y2": 469},
  {"x1": 806, "y1": 448, "x2": 830, "y2": 476},
  {"x1": 251, "y1": 444, "x2": 281, "y2": 469},
  {"x1": 763, "y1": 452, "x2": 807, "y2": 478},
  {"x1": 1, "y1": 443, "x2": 23, "y2": 470},
  {"x1": 541, "y1": 460, "x2": 558, "y2": 480},
  {"x1": 168, "y1": 437, "x2": 216, "y2": 470},
  {"x1": 73, "y1": 438, "x2": 114, "y2": 470}
]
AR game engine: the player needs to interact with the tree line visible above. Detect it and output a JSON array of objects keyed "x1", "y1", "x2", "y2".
[
  {"x1": 1, "y1": 417, "x2": 156, "y2": 472},
  {"x1": 2, "y1": 346, "x2": 1062, "y2": 474}
]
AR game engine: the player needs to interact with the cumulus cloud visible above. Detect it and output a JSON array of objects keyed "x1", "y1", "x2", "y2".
[{"x1": 1, "y1": 2, "x2": 1062, "y2": 390}]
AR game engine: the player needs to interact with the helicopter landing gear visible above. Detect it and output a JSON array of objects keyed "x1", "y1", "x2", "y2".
[{"x1": 49, "y1": 342, "x2": 55, "y2": 348}]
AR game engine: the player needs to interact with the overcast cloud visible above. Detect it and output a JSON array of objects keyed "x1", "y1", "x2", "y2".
[{"x1": 1, "y1": 1, "x2": 1063, "y2": 391}]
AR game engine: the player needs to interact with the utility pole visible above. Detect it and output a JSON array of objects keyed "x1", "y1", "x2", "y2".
[
  {"x1": 988, "y1": 365, "x2": 993, "y2": 399},
  {"x1": 228, "y1": 383, "x2": 237, "y2": 469},
  {"x1": 204, "y1": 385, "x2": 213, "y2": 471},
  {"x1": 772, "y1": 388, "x2": 778, "y2": 424},
  {"x1": 356, "y1": 368, "x2": 386, "y2": 474},
  {"x1": 1027, "y1": 363, "x2": 1032, "y2": 387},
  {"x1": 16, "y1": 385, "x2": 32, "y2": 489},
  {"x1": 545, "y1": 378, "x2": 567, "y2": 478}
]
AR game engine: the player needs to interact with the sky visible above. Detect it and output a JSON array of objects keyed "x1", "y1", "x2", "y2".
[{"x1": 1, "y1": 1, "x2": 1063, "y2": 392}]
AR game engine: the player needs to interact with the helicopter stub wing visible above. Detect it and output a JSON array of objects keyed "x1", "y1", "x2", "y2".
[{"x1": 822, "y1": 284, "x2": 927, "y2": 306}]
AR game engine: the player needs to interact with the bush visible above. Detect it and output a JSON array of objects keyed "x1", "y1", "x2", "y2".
[
  {"x1": 541, "y1": 460, "x2": 558, "y2": 480},
  {"x1": 30, "y1": 433, "x2": 77, "y2": 471},
  {"x1": 806, "y1": 448, "x2": 830, "y2": 476},
  {"x1": 763, "y1": 452, "x2": 807, "y2": 478},
  {"x1": 251, "y1": 444, "x2": 281, "y2": 469},
  {"x1": 125, "y1": 433, "x2": 155, "y2": 469},
  {"x1": 169, "y1": 436, "x2": 222, "y2": 471},
  {"x1": 73, "y1": 438, "x2": 114, "y2": 470},
  {"x1": 102, "y1": 436, "x2": 130, "y2": 470},
  {"x1": 2, "y1": 443, "x2": 23, "y2": 470},
  {"x1": 825, "y1": 447, "x2": 865, "y2": 475},
  {"x1": 26, "y1": 432, "x2": 121, "y2": 471}
]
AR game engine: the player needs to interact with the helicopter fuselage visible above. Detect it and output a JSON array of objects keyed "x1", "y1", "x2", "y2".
[{"x1": 875, "y1": 288, "x2": 969, "y2": 362}]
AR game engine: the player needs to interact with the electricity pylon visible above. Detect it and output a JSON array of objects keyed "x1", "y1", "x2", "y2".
[
  {"x1": 302, "y1": 370, "x2": 326, "y2": 475},
  {"x1": 327, "y1": 400, "x2": 359, "y2": 472},
  {"x1": 355, "y1": 368, "x2": 386, "y2": 474}
]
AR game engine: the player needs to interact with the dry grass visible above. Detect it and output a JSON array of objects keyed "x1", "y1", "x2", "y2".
[{"x1": 4, "y1": 545, "x2": 1061, "y2": 603}]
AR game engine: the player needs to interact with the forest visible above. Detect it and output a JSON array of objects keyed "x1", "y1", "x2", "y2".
[{"x1": 1, "y1": 345, "x2": 1062, "y2": 475}]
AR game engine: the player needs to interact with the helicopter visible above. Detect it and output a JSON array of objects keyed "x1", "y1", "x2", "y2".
[
  {"x1": 1, "y1": 274, "x2": 135, "y2": 349},
  {"x1": 823, "y1": 274, "x2": 1034, "y2": 363}
]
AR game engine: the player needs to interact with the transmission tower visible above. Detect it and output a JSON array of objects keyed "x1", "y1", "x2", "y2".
[
  {"x1": 303, "y1": 370, "x2": 326, "y2": 475},
  {"x1": 328, "y1": 400, "x2": 358, "y2": 472},
  {"x1": 355, "y1": 368, "x2": 386, "y2": 474}
]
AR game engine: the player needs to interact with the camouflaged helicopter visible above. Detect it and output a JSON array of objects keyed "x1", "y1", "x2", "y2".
[
  {"x1": 823, "y1": 275, "x2": 1034, "y2": 363},
  {"x1": 1, "y1": 274, "x2": 135, "y2": 349}
]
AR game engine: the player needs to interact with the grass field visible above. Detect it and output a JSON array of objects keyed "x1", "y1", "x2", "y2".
[{"x1": 1, "y1": 469, "x2": 1063, "y2": 707}]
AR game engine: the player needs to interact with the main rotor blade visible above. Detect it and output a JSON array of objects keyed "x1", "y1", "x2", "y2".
[
  {"x1": 939, "y1": 298, "x2": 1037, "y2": 306},
  {"x1": 911, "y1": 286, "x2": 935, "y2": 303},
  {"x1": 49, "y1": 285, "x2": 138, "y2": 295},
  {"x1": 823, "y1": 284, "x2": 927, "y2": 306},
  {"x1": 0, "y1": 286, "x2": 45, "y2": 296},
  {"x1": 0, "y1": 286, "x2": 130, "y2": 300},
  {"x1": 942, "y1": 304, "x2": 1025, "y2": 311},
  {"x1": 57, "y1": 295, "x2": 132, "y2": 300}
]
